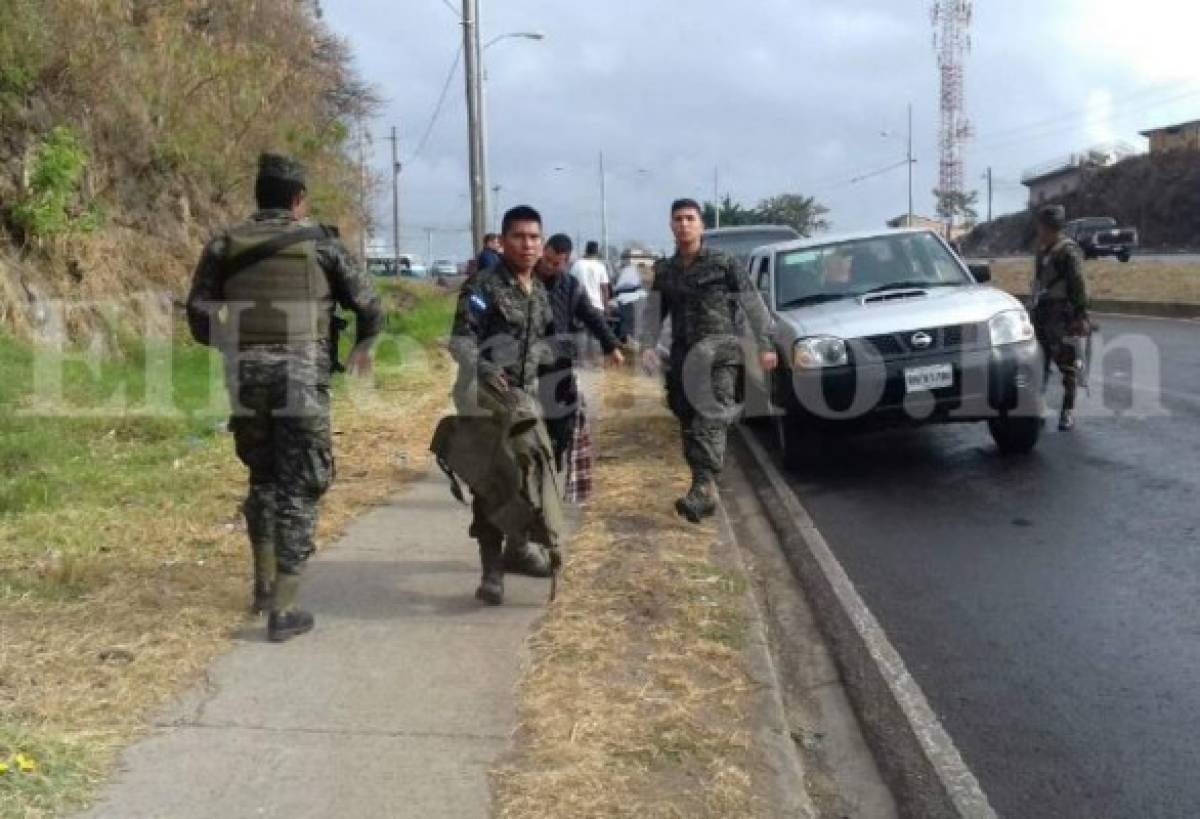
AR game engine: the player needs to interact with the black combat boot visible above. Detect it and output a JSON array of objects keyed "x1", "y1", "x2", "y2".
[
  {"x1": 502, "y1": 537, "x2": 554, "y2": 578},
  {"x1": 675, "y1": 477, "x2": 718, "y2": 524},
  {"x1": 476, "y1": 538, "x2": 505, "y2": 605},
  {"x1": 267, "y1": 572, "x2": 315, "y2": 642}
]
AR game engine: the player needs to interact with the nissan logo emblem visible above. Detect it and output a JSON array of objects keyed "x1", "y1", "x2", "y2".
[{"x1": 911, "y1": 332, "x2": 933, "y2": 349}]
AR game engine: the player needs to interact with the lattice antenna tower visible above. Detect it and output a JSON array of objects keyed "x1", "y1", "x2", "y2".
[{"x1": 931, "y1": 0, "x2": 973, "y2": 207}]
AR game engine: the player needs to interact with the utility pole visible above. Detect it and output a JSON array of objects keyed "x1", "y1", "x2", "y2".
[
  {"x1": 599, "y1": 150, "x2": 609, "y2": 265},
  {"x1": 491, "y1": 184, "x2": 502, "y2": 231},
  {"x1": 907, "y1": 102, "x2": 914, "y2": 224},
  {"x1": 357, "y1": 120, "x2": 368, "y2": 261},
  {"x1": 714, "y1": 166, "x2": 721, "y2": 229},
  {"x1": 426, "y1": 228, "x2": 434, "y2": 265},
  {"x1": 462, "y1": 0, "x2": 486, "y2": 251},
  {"x1": 985, "y1": 166, "x2": 993, "y2": 222},
  {"x1": 388, "y1": 126, "x2": 401, "y2": 270}
]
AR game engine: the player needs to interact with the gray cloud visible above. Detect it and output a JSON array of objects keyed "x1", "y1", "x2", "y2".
[{"x1": 323, "y1": 0, "x2": 1200, "y2": 260}]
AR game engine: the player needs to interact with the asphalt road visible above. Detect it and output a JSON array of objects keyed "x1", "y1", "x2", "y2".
[{"x1": 755, "y1": 314, "x2": 1200, "y2": 818}]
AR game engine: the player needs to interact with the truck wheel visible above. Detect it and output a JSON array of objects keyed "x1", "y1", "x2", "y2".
[
  {"x1": 1117, "y1": 250, "x2": 1132, "y2": 263},
  {"x1": 775, "y1": 413, "x2": 828, "y2": 471},
  {"x1": 988, "y1": 414, "x2": 1042, "y2": 455}
]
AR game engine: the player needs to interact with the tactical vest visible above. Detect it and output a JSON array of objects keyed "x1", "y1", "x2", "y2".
[
  {"x1": 221, "y1": 222, "x2": 331, "y2": 344},
  {"x1": 1033, "y1": 238, "x2": 1078, "y2": 305}
]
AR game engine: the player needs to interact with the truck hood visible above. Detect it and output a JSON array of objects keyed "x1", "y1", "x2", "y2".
[{"x1": 777, "y1": 285, "x2": 1024, "y2": 340}]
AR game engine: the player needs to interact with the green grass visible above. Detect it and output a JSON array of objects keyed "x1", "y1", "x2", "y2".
[
  {"x1": 0, "y1": 725, "x2": 102, "y2": 819},
  {"x1": 0, "y1": 283, "x2": 455, "y2": 583}
]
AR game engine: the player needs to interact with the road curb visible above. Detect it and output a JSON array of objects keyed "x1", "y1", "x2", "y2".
[
  {"x1": 733, "y1": 426, "x2": 997, "y2": 819},
  {"x1": 713, "y1": 502, "x2": 818, "y2": 819}
]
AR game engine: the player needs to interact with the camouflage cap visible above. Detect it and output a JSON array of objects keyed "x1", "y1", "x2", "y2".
[
  {"x1": 257, "y1": 153, "x2": 306, "y2": 186},
  {"x1": 1037, "y1": 204, "x2": 1066, "y2": 230}
]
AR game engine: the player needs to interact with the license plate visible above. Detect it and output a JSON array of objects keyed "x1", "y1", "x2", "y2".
[{"x1": 904, "y1": 364, "x2": 954, "y2": 393}]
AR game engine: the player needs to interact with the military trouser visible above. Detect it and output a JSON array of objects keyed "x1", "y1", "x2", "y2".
[
  {"x1": 1034, "y1": 304, "x2": 1079, "y2": 411},
  {"x1": 539, "y1": 365, "x2": 579, "y2": 473},
  {"x1": 230, "y1": 372, "x2": 335, "y2": 577},
  {"x1": 666, "y1": 355, "x2": 739, "y2": 486}
]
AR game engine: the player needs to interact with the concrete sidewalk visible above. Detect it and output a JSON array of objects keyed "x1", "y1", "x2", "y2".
[{"x1": 83, "y1": 471, "x2": 557, "y2": 819}]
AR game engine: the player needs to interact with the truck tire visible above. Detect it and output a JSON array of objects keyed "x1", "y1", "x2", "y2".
[
  {"x1": 1117, "y1": 250, "x2": 1132, "y2": 263},
  {"x1": 988, "y1": 414, "x2": 1042, "y2": 455}
]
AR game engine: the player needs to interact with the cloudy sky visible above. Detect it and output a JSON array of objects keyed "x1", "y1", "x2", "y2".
[{"x1": 322, "y1": 0, "x2": 1200, "y2": 260}]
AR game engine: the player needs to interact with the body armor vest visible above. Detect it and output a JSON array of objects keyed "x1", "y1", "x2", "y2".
[{"x1": 221, "y1": 222, "x2": 332, "y2": 344}]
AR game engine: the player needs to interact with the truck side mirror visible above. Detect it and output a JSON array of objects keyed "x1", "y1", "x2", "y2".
[{"x1": 968, "y1": 263, "x2": 992, "y2": 283}]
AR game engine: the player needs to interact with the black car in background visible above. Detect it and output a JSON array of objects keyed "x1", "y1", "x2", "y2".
[{"x1": 1064, "y1": 217, "x2": 1137, "y2": 263}]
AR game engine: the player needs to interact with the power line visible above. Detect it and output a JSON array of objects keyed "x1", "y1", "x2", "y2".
[{"x1": 408, "y1": 45, "x2": 463, "y2": 163}]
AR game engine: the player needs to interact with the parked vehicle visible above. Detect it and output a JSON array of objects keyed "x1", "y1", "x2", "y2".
[
  {"x1": 366, "y1": 254, "x2": 427, "y2": 278},
  {"x1": 703, "y1": 225, "x2": 801, "y2": 270},
  {"x1": 1064, "y1": 217, "x2": 1137, "y2": 263},
  {"x1": 743, "y1": 229, "x2": 1045, "y2": 468},
  {"x1": 430, "y1": 259, "x2": 458, "y2": 278}
]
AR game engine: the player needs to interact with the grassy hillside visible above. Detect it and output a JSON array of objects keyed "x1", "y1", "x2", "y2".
[
  {"x1": 0, "y1": 0, "x2": 376, "y2": 338},
  {"x1": 962, "y1": 152, "x2": 1200, "y2": 256}
]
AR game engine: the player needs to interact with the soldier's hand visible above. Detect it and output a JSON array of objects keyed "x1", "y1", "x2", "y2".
[
  {"x1": 606, "y1": 348, "x2": 625, "y2": 368},
  {"x1": 641, "y1": 348, "x2": 660, "y2": 375},
  {"x1": 760, "y1": 350, "x2": 779, "y2": 372},
  {"x1": 347, "y1": 346, "x2": 374, "y2": 378}
]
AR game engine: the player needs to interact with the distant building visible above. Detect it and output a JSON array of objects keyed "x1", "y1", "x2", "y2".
[
  {"x1": 1021, "y1": 143, "x2": 1136, "y2": 206},
  {"x1": 886, "y1": 214, "x2": 943, "y2": 231},
  {"x1": 1139, "y1": 119, "x2": 1200, "y2": 155}
]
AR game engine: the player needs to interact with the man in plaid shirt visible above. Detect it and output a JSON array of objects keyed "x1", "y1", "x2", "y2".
[{"x1": 536, "y1": 234, "x2": 623, "y2": 479}]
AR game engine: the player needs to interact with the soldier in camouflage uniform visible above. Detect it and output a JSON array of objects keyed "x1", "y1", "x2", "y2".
[
  {"x1": 1032, "y1": 205, "x2": 1090, "y2": 431},
  {"x1": 640, "y1": 199, "x2": 777, "y2": 523},
  {"x1": 186, "y1": 153, "x2": 383, "y2": 641},
  {"x1": 450, "y1": 205, "x2": 558, "y2": 605}
]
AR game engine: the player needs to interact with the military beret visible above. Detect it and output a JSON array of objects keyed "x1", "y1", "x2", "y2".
[
  {"x1": 1037, "y1": 205, "x2": 1066, "y2": 230},
  {"x1": 257, "y1": 153, "x2": 306, "y2": 186}
]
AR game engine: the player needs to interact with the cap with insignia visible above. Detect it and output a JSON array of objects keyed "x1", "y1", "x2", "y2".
[{"x1": 257, "y1": 153, "x2": 307, "y2": 187}]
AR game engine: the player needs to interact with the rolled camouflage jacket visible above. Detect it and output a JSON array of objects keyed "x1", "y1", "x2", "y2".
[{"x1": 643, "y1": 245, "x2": 774, "y2": 359}]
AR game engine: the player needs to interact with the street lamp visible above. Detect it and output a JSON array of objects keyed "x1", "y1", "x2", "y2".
[
  {"x1": 881, "y1": 103, "x2": 917, "y2": 225},
  {"x1": 480, "y1": 31, "x2": 545, "y2": 231}
]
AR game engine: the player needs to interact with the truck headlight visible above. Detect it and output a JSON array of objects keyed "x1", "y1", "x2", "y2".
[
  {"x1": 988, "y1": 310, "x2": 1035, "y2": 346},
  {"x1": 793, "y1": 336, "x2": 848, "y2": 369}
]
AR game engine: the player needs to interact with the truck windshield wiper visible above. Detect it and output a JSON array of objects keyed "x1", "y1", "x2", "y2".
[
  {"x1": 776, "y1": 293, "x2": 853, "y2": 310},
  {"x1": 858, "y1": 280, "x2": 958, "y2": 296}
]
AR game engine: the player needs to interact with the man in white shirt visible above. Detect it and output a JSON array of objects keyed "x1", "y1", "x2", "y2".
[
  {"x1": 568, "y1": 241, "x2": 610, "y2": 312},
  {"x1": 612, "y1": 253, "x2": 647, "y2": 342},
  {"x1": 568, "y1": 241, "x2": 611, "y2": 363}
]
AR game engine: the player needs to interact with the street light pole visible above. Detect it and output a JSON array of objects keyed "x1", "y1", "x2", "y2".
[
  {"x1": 389, "y1": 125, "x2": 401, "y2": 270},
  {"x1": 478, "y1": 31, "x2": 544, "y2": 236},
  {"x1": 714, "y1": 166, "x2": 721, "y2": 229},
  {"x1": 907, "y1": 102, "x2": 914, "y2": 224},
  {"x1": 599, "y1": 150, "x2": 609, "y2": 265},
  {"x1": 461, "y1": 0, "x2": 485, "y2": 251}
]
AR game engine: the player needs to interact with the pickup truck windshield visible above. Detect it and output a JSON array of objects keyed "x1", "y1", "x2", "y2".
[{"x1": 773, "y1": 232, "x2": 970, "y2": 310}]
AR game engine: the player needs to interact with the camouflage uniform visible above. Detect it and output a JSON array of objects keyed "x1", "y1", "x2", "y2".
[
  {"x1": 645, "y1": 246, "x2": 773, "y2": 513},
  {"x1": 449, "y1": 261, "x2": 557, "y2": 601},
  {"x1": 1032, "y1": 236, "x2": 1088, "y2": 412},
  {"x1": 186, "y1": 166, "x2": 382, "y2": 619}
]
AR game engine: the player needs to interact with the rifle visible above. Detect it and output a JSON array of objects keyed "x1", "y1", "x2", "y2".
[{"x1": 329, "y1": 311, "x2": 349, "y2": 374}]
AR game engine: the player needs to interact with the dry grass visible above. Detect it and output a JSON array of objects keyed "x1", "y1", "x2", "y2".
[
  {"x1": 0, "y1": 284, "x2": 454, "y2": 817},
  {"x1": 494, "y1": 371, "x2": 771, "y2": 819},
  {"x1": 990, "y1": 258, "x2": 1200, "y2": 305}
]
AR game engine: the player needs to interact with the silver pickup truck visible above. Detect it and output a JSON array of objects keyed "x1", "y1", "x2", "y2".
[{"x1": 738, "y1": 229, "x2": 1046, "y2": 468}]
